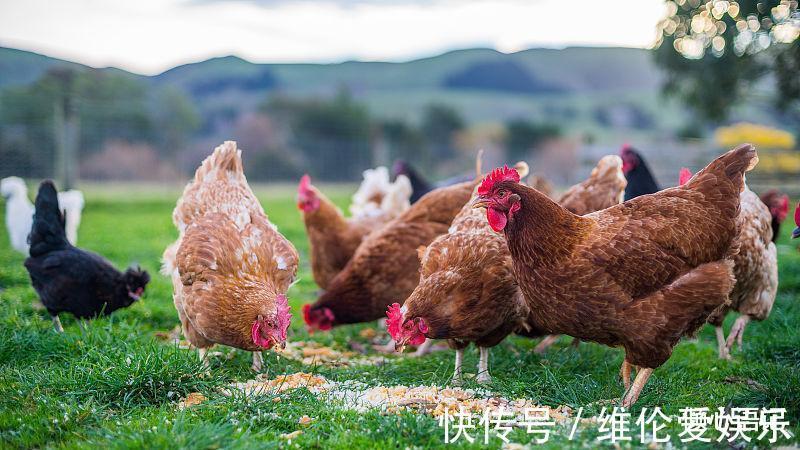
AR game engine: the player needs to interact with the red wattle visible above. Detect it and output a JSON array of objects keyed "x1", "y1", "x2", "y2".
[
  {"x1": 251, "y1": 321, "x2": 273, "y2": 349},
  {"x1": 487, "y1": 207, "x2": 507, "y2": 232}
]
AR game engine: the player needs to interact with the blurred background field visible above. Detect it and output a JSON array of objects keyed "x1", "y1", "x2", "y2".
[{"x1": 1, "y1": 0, "x2": 799, "y2": 194}]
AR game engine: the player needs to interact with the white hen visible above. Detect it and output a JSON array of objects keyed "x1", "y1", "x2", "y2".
[
  {"x1": 1, "y1": 177, "x2": 84, "y2": 255},
  {"x1": 349, "y1": 166, "x2": 412, "y2": 219}
]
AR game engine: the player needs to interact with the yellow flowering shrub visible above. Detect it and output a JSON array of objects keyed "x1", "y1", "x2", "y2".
[{"x1": 715, "y1": 122, "x2": 796, "y2": 150}]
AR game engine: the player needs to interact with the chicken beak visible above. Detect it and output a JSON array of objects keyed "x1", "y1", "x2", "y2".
[
  {"x1": 268, "y1": 335, "x2": 285, "y2": 351},
  {"x1": 792, "y1": 226, "x2": 800, "y2": 239},
  {"x1": 394, "y1": 339, "x2": 407, "y2": 353},
  {"x1": 472, "y1": 197, "x2": 489, "y2": 209}
]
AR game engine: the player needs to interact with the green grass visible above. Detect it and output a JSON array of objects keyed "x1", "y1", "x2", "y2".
[{"x1": 0, "y1": 184, "x2": 799, "y2": 449}]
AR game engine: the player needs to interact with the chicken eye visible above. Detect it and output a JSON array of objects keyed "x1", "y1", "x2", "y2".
[{"x1": 497, "y1": 189, "x2": 507, "y2": 197}]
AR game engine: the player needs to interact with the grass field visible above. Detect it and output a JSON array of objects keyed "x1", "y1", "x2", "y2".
[{"x1": 0, "y1": 183, "x2": 798, "y2": 449}]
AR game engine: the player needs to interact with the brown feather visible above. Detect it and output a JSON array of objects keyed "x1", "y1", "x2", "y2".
[{"x1": 499, "y1": 144, "x2": 755, "y2": 368}]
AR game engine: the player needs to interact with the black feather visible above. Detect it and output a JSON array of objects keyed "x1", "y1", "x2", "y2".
[{"x1": 24, "y1": 181, "x2": 150, "y2": 320}]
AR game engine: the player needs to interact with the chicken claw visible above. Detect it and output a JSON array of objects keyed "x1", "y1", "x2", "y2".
[
  {"x1": 476, "y1": 347, "x2": 492, "y2": 384},
  {"x1": 252, "y1": 351, "x2": 264, "y2": 372},
  {"x1": 533, "y1": 335, "x2": 559, "y2": 354},
  {"x1": 619, "y1": 360, "x2": 632, "y2": 392},
  {"x1": 451, "y1": 348, "x2": 464, "y2": 387},
  {"x1": 198, "y1": 348, "x2": 211, "y2": 370},
  {"x1": 621, "y1": 368, "x2": 653, "y2": 407},
  {"x1": 52, "y1": 316, "x2": 64, "y2": 333},
  {"x1": 715, "y1": 326, "x2": 730, "y2": 360},
  {"x1": 725, "y1": 315, "x2": 751, "y2": 353}
]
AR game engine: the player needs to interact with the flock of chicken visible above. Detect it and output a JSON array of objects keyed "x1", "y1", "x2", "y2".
[{"x1": 5, "y1": 140, "x2": 798, "y2": 407}]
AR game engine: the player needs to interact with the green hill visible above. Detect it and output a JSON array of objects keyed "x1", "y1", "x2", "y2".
[{"x1": 0, "y1": 45, "x2": 677, "y2": 136}]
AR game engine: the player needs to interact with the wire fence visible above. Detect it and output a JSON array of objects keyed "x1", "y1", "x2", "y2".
[{"x1": 2, "y1": 116, "x2": 798, "y2": 197}]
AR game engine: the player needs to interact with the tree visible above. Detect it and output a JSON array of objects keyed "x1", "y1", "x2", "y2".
[
  {"x1": 0, "y1": 66, "x2": 199, "y2": 179},
  {"x1": 380, "y1": 119, "x2": 428, "y2": 165},
  {"x1": 654, "y1": 0, "x2": 799, "y2": 124},
  {"x1": 504, "y1": 119, "x2": 561, "y2": 161},
  {"x1": 421, "y1": 103, "x2": 464, "y2": 160},
  {"x1": 263, "y1": 89, "x2": 373, "y2": 180}
]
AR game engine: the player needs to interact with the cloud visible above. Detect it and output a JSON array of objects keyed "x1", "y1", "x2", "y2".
[{"x1": 0, "y1": 0, "x2": 665, "y2": 74}]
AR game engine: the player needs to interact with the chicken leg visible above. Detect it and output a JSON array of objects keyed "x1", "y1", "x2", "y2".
[
  {"x1": 533, "y1": 335, "x2": 559, "y2": 354},
  {"x1": 715, "y1": 326, "x2": 730, "y2": 359},
  {"x1": 451, "y1": 348, "x2": 464, "y2": 387},
  {"x1": 52, "y1": 315, "x2": 64, "y2": 333},
  {"x1": 198, "y1": 348, "x2": 210, "y2": 369},
  {"x1": 619, "y1": 360, "x2": 632, "y2": 392},
  {"x1": 252, "y1": 351, "x2": 264, "y2": 372},
  {"x1": 621, "y1": 367, "x2": 653, "y2": 407},
  {"x1": 476, "y1": 347, "x2": 491, "y2": 384},
  {"x1": 725, "y1": 315, "x2": 750, "y2": 353}
]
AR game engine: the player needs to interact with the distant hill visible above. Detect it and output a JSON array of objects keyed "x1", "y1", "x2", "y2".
[
  {"x1": 0, "y1": 45, "x2": 674, "y2": 134},
  {"x1": 0, "y1": 47, "x2": 88, "y2": 88},
  {"x1": 0, "y1": 45, "x2": 662, "y2": 95}
]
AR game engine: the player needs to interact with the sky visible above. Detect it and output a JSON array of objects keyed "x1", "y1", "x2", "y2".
[{"x1": 0, "y1": 0, "x2": 667, "y2": 75}]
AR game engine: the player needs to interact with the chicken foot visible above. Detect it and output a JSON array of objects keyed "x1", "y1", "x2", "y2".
[
  {"x1": 451, "y1": 348, "x2": 464, "y2": 387},
  {"x1": 725, "y1": 315, "x2": 751, "y2": 353},
  {"x1": 52, "y1": 315, "x2": 64, "y2": 333},
  {"x1": 252, "y1": 351, "x2": 264, "y2": 372},
  {"x1": 621, "y1": 367, "x2": 653, "y2": 407},
  {"x1": 476, "y1": 347, "x2": 492, "y2": 384},
  {"x1": 533, "y1": 335, "x2": 559, "y2": 354},
  {"x1": 715, "y1": 326, "x2": 730, "y2": 360},
  {"x1": 198, "y1": 348, "x2": 210, "y2": 369}
]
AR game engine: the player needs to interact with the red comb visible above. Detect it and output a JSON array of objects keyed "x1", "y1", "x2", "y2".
[
  {"x1": 794, "y1": 202, "x2": 800, "y2": 227},
  {"x1": 302, "y1": 303, "x2": 313, "y2": 326},
  {"x1": 298, "y1": 174, "x2": 312, "y2": 194},
  {"x1": 776, "y1": 195, "x2": 789, "y2": 222},
  {"x1": 678, "y1": 168, "x2": 693, "y2": 186},
  {"x1": 620, "y1": 143, "x2": 632, "y2": 154},
  {"x1": 386, "y1": 303, "x2": 403, "y2": 340},
  {"x1": 478, "y1": 165, "x2": 521, "y2": 196}
]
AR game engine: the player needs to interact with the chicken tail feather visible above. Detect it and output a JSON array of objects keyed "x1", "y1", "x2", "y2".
[
  {"x1": 684, "y1": 143, "x2": 757, "y2": 194},
  {"x1": 161, "y1": 241, "x2": 179, "y2": 276},
  {"x1": 28, "y1": 180, "x2": 70, "y2": 257},
  {"x1": 193, "y1": 141, "x2": 243, "y2": 183},
  {"x1": 513, "y1": 161, "x2": 530, "y2": 179}
]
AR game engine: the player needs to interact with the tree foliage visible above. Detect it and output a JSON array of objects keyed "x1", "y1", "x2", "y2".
[
  {"x1": 504, "y1": 119, "x2": 561, "y2": 161},
  {"x1": 654, "y1": 0, "x2": 799, "y2": 123},
  {"x1": 0, "y1": 66, "x2": 199, "y2": 178},
  {"x1": 421, "y1": 103, "x2": 464, "y2": 160}
]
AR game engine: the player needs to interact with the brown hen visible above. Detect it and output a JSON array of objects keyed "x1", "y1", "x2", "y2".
[
  {"x1": 163, "y1": 141, "x2": 298, "y2": 371},
  {"x1": 474, "y1": 144, "x2": 757, "y2": 406},
  {"x1": 303, "y1": 178, "x2": 478, "y2": 336},
  {"x1": 533, "y1": 155, "x2": 628, "y2": 352},
  {"x1": 558, "y1": 155, "x2": 627, "y2": 215},
  {"x1": 679, "y1": 171, "x2": 787, "y2": 359},
  {"x1": 388, "y1": 163, "x2": 531, "y2": 384}
]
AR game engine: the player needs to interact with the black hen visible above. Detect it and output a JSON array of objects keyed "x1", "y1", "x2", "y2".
[
  {"x1": 392, "y1": 160, "x2": 433, "y2": 203},
  {"x1": 620, "y1": 145, "x2": 660, "y2": 201},
  {"x1": 24, "y1": 181, "x2": 150, "y2": 331},
  {"x1": 392, "y1": 159, "x2": 473, "y2": 203}
]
